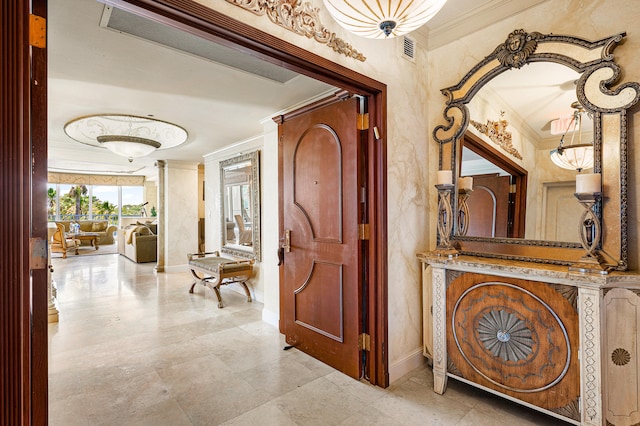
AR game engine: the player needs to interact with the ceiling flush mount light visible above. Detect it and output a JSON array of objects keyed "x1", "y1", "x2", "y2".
[
  {"x1": 323, "y1": 0, "x2": 447, "y2": 39},
  {"x1": 64, "y1": 114, "x2": 188, "y2": 162},
  {"x1": 549, "y1": 102, "x2": 594, "y2": 172}
]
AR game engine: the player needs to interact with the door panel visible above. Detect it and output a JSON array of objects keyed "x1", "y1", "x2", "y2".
[
  {"x1": 294, "y1": 126, "x2": 342, "y2": 242},
  {"x1": 280, "y1": 96, "x2": 361, "y2": 379},
  {"x1": 466, "y1": 174, "x2": 510, "y2": 238}
]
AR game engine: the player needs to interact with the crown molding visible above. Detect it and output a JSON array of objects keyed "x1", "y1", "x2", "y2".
[{"x1": 419, "y1": 0, "x2": 548, "y2": 50}]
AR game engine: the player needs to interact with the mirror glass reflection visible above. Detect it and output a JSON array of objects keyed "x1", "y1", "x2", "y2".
[
  {"x1": 460, "y1": 62, "x2": 594, "y2": 243},
  {"x1": 220, "y1": 151, "x2": 260, "y2": 260}
]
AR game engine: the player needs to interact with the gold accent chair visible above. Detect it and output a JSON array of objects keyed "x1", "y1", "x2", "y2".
[{"x1": 51, "y1": 222, "x2": 80, "y2": 258}]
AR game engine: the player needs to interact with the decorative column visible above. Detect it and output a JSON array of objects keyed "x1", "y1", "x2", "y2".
[
  {"x1": 578, "y1": 287, "x2": 603, "y2": 425},
  {"x1": 431, "y1": 265, "x2": 448, "y2": 394},
  {"x1": 156, "y1": 160, "x2": 165, "y2": 272}
]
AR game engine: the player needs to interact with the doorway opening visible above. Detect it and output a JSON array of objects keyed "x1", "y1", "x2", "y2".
[{"x1": 46, "y1": 0, "x2": 389, "y2": 389}]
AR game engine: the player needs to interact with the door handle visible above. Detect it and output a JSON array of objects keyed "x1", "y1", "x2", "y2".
[
  {"x1": 282, "y1": 229, "x2": 291, "y2": 253},
  {"x1": 278, "y1": 230, "x2": 291, "y2": 266},
  {"x1": 277, "y1": 247, "x2": 284, "y2": 266}
]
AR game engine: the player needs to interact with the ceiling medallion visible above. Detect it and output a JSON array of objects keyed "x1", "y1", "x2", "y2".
[
  {"x1": 64, "y1": 114, "x2": 188, "y2": 162},
  {"x1": 226, "y1": 0, "x2": 366, "y2": 62}
]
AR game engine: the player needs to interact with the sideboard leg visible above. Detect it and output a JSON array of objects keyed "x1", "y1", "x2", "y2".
[
  {"x1": 578, "y1": 287, "x2": 603, "y2": 426},
  {"x1": 434, "y1": 370, "x2": 448, "y2": 394},
  {"x1": 431, "y1": 266, "x2": 448, "y2": 395}
]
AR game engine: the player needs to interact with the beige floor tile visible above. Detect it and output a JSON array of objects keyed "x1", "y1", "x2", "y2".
[
  {"x1": 49, "y1": 253, "x2": 575, "y2": 426},
  {"x1": 272, "y1": 377, "x2": 367, "y2": 425},
  {"x1": 219, "y1": 401, "x2": 299, "y2": 426}
]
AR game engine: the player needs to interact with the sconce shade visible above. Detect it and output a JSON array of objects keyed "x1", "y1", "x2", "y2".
[
  {"x1": 64, "y1": 114, "x2": 188, "y2": 160},
  {"x1": 323, "y1": 0, "x2": 447, "y2": 39}
]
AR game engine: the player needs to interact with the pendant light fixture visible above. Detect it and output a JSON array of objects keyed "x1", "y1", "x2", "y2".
[{"x1": 549, "y1": 102, "x2": 594, "y2": 172}]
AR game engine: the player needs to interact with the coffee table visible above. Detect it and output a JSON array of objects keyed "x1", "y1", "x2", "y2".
[{"x1": 74, "y1": 232, "x2": 100, "y2": 250}]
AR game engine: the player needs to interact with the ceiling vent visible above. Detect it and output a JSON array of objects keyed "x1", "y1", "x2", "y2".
[
  {"x1": 99, "y1": 5, "x2": 299, "y2": 84},
  {"x1": 402, "y1": 36, "x2": 416, "y2": 63}
]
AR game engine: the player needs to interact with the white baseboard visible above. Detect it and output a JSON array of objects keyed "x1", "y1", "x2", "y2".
[
  {"x1": 389, "y1": 348, "x2": 427, "y2": 384},
  {"x1": 262, "y1": 308, "x2": 279, "y2": 328}
]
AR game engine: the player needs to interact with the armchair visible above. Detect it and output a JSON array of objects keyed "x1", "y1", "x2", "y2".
[{"x1": 50, "y1": 223, "x2": 80, "y2": 258}]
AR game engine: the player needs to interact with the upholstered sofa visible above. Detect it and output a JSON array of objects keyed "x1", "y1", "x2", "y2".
[
  {"x1": 55, "y1": 220, "x2": 117, "y2": 245},
  {"x1": 117, "y1": 222, "x2": 157, "y2": 263}
]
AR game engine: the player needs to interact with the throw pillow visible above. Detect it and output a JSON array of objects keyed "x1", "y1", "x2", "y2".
[{"x1": 92, "y1": 222, "x2": 107, "y2": 232}]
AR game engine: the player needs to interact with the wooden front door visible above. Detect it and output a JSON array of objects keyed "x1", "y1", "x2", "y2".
[{"x1": 278, "y1": 95, "x2": 363, "y2": 379}]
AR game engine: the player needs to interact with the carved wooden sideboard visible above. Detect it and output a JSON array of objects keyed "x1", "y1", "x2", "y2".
[{"x1": 418, "y1": 253, "x2": 640, "y2": 426}]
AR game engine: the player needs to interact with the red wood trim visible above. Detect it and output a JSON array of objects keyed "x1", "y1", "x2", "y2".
[
  {"x1": 274, "y1": 90, "x2": 351, "y2": 123},
  {"x1": 462, "y1": 132, "x2": 527, "y2": 239},
  {"x1": 1, "y1": 1, "x2": 32, "y2": 423}
]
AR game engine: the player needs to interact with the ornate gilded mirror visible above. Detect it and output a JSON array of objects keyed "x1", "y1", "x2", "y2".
[
  {"x1": 220, "y1": 150, "x2": 261, "y2": 261},
  {"x1": 434, "y1": 29, "x2": 640, "y2": 270}
]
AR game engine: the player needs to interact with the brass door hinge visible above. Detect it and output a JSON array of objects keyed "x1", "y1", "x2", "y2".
[
  {"x1": 29, "y1": 15, "x2": 46, "y2": 48},
  {"x1": 30, "y1": 237, "x2": 48, "y2": 270},
  {"x1": 357, "y1": 113, "x2": 369, "y2": 130},
  {"x1": 358, "y1": 223, "x2": 370, "y2": 240},
  {"x1": 358, "y1": 333, "x2": 370, "y2": 351}
]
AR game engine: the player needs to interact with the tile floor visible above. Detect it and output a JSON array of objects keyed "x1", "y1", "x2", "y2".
[{"x1": 48, "y1": 253, "x2": 571, "y2": 425}]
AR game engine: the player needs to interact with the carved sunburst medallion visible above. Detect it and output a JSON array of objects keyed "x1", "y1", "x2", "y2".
[
  {"x1": 611, "y1": 347, "x2": 631, "y2": 366},
  {"x1": 477, "y1": 309, "x2": 534, "y2": 362}
]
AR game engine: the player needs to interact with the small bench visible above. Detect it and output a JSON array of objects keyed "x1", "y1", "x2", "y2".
[{"x1": 187, "y1": 251, "x2": 254, "y2": 308}]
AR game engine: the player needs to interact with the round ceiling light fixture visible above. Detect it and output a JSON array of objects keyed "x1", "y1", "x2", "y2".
[
  {"x1": 323, "y1": 0, "x2": 448, "y2": 39},
  {"x1": 64, "y1": 114, "x2": 188, "y2": 161}
]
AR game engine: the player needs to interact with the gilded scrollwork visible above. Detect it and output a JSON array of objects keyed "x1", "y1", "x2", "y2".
[
  {"x1": 469, "y1": 113, "x2": 522, "y2": 160},
  {"x1": 226, "y1": 0, "x2": 366, "y2": 62}
]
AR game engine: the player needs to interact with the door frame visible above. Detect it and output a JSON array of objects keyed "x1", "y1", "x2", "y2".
[
  {"x1": 461, "y1": 132, "x2": 527, "y2": 238},
  {"x1": 102, "y1": 0, "x2": 389, "y2": 386},
  {"x1": 2, "y1": 0, "x2": 49, "y2": 423}
]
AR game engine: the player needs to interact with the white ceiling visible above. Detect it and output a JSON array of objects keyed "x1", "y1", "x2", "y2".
[{"x1": 48, "y1": 0, "x2": 558, "y2": 178}]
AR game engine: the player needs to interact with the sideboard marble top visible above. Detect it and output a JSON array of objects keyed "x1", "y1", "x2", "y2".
[{"x1": 417, "y1": 251, "x2": 640, "y2": 289}]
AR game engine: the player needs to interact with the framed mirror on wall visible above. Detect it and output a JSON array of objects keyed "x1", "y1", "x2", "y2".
[
  {"x1": 433, "y1": 29, "x2": 640, "y2": 270},
  {"x1": 220, "y1": 150, "x2": 261, "y2": 261}
]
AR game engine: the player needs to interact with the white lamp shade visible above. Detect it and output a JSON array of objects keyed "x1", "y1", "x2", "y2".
[
  {"x1": 550, "y1": 144, "x2": 594, "y2": 172},
  {"x1": 323, "y1": 0, "x2": 447, "y2": 39},
  {"x1": 97, "y1": 136, "x2": 161, "y2": 158}
]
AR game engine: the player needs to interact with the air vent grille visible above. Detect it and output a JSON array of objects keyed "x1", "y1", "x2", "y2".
[
  {"x1": 402, "y1": 36, "x2": 416, "y2": 63},
  {"x1": 99, "y1": 5, "x2": 299, "y2": 83}
]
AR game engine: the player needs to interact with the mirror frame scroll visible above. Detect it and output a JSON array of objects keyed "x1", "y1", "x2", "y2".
[
  {"x1": 434, "y1": 29, "x2": 640, "y2": 270},
  {"x1": 220, "y1": 150, "x2": 261, "y2": 261}
]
